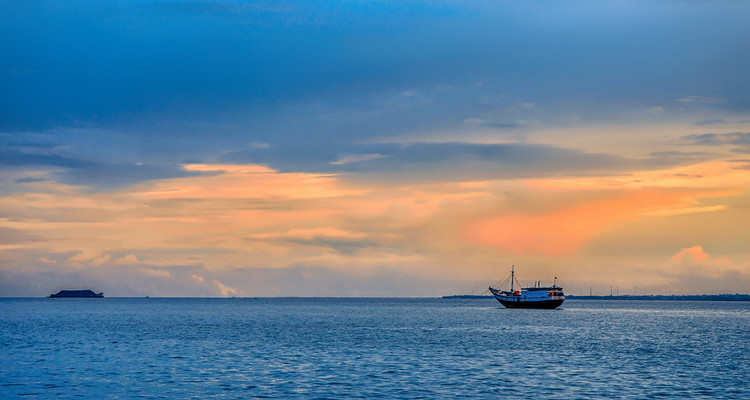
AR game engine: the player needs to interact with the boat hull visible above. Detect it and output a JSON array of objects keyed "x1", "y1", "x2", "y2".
[{"x1": 495, "y1": 297, "x2": 564, "y2": 309}]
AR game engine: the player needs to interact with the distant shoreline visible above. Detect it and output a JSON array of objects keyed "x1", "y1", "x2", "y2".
[
  {"x1": 442, "y1": 294, "x2": 750, "y2": 301},
  {"x1": 1, "y1": 294, "x2": 748, "y2": 300}
]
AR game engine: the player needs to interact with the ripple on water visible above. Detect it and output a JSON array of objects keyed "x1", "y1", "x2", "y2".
[{"x1": 0, "y1": 298, "x2": 748, "y2": 399}]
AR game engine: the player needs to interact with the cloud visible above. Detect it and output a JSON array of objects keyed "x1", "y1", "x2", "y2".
[
  {"x1": 693, "y1": 119, "x2": 726, "y2": 126},
  {"x1": 249, "y1": 227, "x2": 365, "y2": 240},
  {"x1": 595, "y1": 246, "x2": 750, "y2": 295},
  {"x1": 466, "y1": 160, "x2": 750, "y2": 256},
  {"x1": 0, "y1": 150, "x2": 93, "y2": 169},
  {"x1": 62, "y1": 161, "x2": 204, "y2": 189},
  {"x1": 246, "y1": 228, "x2": 377, "y2": 256},
  {"x1": 676, "y1": 95, "x2": 725, "y2": 104},
  {"x1": 0, "y1": 146, "x2": 203, "y2": 189},
  {"x1": 221, "y1": 141, "x2": 705, "y2": 181},
  {"x1": 3, "y1": 1, "x2": 750, "y2": 298},
  {"x1": 330, "y1": 153, "x2": 386, "y2": 165},
  {"x1": 15, "y1": 176, "x2": 50, "y2": 183},
  {"x1": 462, "y1": 118, "x2": 526, "y2": 129},
  {"x1": 466, "y1": 191, "x2": 705, "y2": 256},
  {"x1": 0, "y1": 129, "x2": 220, "y2": 189},
  {"x1": 212, "y1": 280, "x2": 238, "y2": 297},
  {"x1": 115, "y1": 254, "x2": 140, "y2": 265},
  {"x1": 665, "y1": 245, "x2": 744, "y2": 283},
  {"x1": 0, "y1": 227, "x2": 40, "y2": 245},
  {"x1": 0, "y1": 261, "x2": 466, "y2": 297},
  {"x1": 671, "y1": 245, "x2": 710, "y2": 263},
  {"x1": 137, "y1": 268, "x2": 172, "y2": 278},
  {"x1": 2, "y1": 154, "x2": 749, "y2": 296},
  {"x1": 678, "y1": 132, "x2": 750, "y2": 146},
  {"x1": 4, "y1": 0, "x2": 750, "y2": 143},
  {"x1": 693, "y1": 119, "x2": 750, "y2": 126},
  {"x1": 646, "y1": 106, "x2": 664, "y2": 115},
  {"x1": 66, "y1": 250, "x2": 112, "y2": 266},
  {"x1": 509, "y1": 102, "x2": 535, "y2": 110}
]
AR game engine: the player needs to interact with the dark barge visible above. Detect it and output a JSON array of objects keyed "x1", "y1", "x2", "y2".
[{"x1": 49, "y1": 290, "x2": 104, "y2": 298}]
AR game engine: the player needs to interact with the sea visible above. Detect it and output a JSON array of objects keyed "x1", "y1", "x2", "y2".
[{"x1": 1, "y1": 298, "x2": 748, "y2": 399}]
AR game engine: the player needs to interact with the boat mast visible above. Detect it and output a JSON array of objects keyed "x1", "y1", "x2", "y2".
[{"x1": 510, "y1": 265, "x2": 514, "y2": 292}]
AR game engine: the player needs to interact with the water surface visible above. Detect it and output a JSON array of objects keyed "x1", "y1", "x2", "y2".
[{"x1": 1, "y1": 298, "x2": 747, "y2": 398}]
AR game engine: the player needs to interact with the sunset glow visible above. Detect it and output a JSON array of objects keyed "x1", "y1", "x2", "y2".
[{"x1": 2, "y1": 1, "x2": 749, "y2": 296}]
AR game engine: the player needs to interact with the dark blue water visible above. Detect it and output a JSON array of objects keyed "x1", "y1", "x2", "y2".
[{"x1": 1, "y1": 298, "x2": 748, "y2": 399}]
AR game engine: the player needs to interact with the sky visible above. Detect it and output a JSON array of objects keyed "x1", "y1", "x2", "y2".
[{"x1": 2, "y1": 0, "x2": 750, "y2": 297}]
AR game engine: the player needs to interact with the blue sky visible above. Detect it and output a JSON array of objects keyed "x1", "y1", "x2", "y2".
[
  {"x1": 4, "y1": 1, "x2": 749, "y2": 157},
  {"x1": 2, "y1": 1, "x2": 750, "y2": 296}
]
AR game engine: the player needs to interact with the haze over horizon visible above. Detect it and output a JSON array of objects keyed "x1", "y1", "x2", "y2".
[{"x1": 2, "y1": 0, "x2": 750, "y2": 297}]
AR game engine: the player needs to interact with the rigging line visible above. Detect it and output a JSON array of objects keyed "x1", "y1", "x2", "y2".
[
  {"x1": 491, "y1": 276, "x2": 506, "y2": 288},
  {"x1": 495, "y1": 274, "x2": 511, "y2": 290},
  {"x1": 451, "y1": 267, "x2": 510, "y2": 308},
  {"x1": 490, "y1": 271, "x2": 511, "y2": 288},
  {"x1": 450, "y1": 288, "x2": 490, "y2": 308}
]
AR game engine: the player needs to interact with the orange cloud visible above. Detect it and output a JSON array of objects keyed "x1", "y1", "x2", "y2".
[
  {"x1": 1, "y1": 163, "x2": 491, "y2": 275},
  {"x1": 659, "y1": 245, "x2": 743, "y2": 285},
  {"x1": 467, "y1": 191, "x2": 689, "y2": 256},
  {"x1": 466, "y1": 160, "x2": 750, "y2": 256},
  {"x1": 671, "y1": 245, "x2": 711, "y2": 263},
  {"x1": 141, "y1": 163, "x2": 364, "y2": 200},
  {"x1": 3, "y1": 158, "x2": 750, "y2": 296},
  {"x1": 248, "y1": 227, "x2": 367, "y2": 240},
  {"x1": 532, "y1": 160, "x2": 750, "y2": 191}
]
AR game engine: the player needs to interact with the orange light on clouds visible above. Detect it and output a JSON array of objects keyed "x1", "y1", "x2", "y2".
[
  {"x1": 138, "y1": 163, "x2": 365, "y2": 200},
  {"x1": 0, "y1": 163, "x2": 492, "y2": 273},
  {"x1": 466, "y1": 160, "x2": 750, "y2": 256},
  {"x1": 2, "y1": 157, "x2": 750, "y2": 296},
  {"x1": 466, "y1": 191, "x2": 686, "y2": 256},
  {"x1": 672, "y1": 245, "x2": 711, "y2": 263}
]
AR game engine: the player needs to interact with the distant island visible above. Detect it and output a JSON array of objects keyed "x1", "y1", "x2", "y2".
[
  {"x1": 49, "y1": 290, "x2": 104, "y2": 298},
  {"x1": 442, "y1": 294, "x2": 750, "y2": 301}
]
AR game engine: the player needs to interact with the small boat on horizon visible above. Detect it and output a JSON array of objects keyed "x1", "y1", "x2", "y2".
[{"x1": 489, "y1": 266, "x2": 564, "y2": 309}]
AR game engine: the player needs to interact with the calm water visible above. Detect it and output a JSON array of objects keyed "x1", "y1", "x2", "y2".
[{"x1": 1, "y1": 298, "x2": 748, "y2": 399}]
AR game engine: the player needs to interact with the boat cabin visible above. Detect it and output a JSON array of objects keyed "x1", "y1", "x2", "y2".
[{"x1": 522, "y1": 285, "x2": 564, "y2": 296}]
